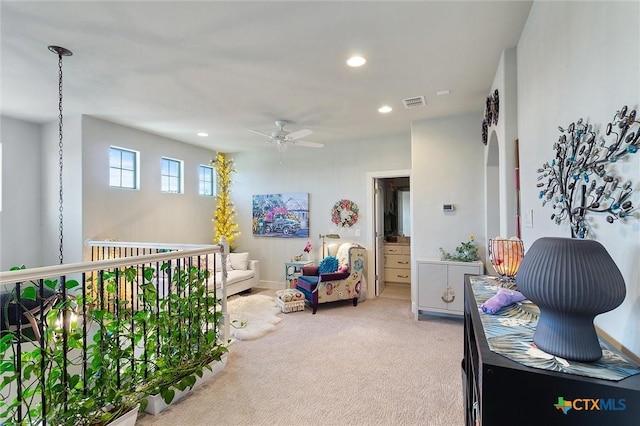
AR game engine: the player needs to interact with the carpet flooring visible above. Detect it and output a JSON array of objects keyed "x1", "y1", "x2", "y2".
[
  {"x1": 227, "y1": 293, "x2": 282, "y2": 340},
  {"x1": 136, "y1": 289, "x2": 464, "y2": 426},
  {"x1": 379, "y1": 283, "x2": 411, "y2": 301}
]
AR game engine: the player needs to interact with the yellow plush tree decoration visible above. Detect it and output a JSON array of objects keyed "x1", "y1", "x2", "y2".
[{"x1": 211, "y1": 152, "x2": 240, "y2": 250}]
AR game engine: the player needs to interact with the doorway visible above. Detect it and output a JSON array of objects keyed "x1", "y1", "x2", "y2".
[{"x1": 366, "y1": 170, "x2": 411, "y2": 301}]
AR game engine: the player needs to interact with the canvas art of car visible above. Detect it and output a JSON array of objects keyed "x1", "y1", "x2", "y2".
[{"x1": 252, "y1": 193, "x2": 309, "y2": 238}]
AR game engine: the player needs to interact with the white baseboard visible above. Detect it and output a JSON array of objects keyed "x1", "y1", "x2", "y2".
[{"x1": 257, "y1": 280, "x2": 286, "y2": 290}]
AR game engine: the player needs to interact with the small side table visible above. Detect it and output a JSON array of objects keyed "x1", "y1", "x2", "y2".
[{"x1": 285, "y1": 260, "x2": 313, "y2": 289}]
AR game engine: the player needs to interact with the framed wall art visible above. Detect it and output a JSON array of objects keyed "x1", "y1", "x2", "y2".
[{"x1": 252, "y1": 192, "x2": 309, "y2": 238}]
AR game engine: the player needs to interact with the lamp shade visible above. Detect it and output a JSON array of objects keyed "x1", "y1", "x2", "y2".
[
  {"x1": 319, "y1": 233, "x2": 340, "y2": 258},
  {"x1": 488, "y1": 238, "x2": 524, "y2": 282},
  {"x1": 516, "y1": 237, "x2": 626, "y2": 362}
]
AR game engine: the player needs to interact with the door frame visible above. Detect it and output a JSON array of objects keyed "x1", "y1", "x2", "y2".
[{"x1": 366, "y1": 169, "x2": 412, "y2": 298}]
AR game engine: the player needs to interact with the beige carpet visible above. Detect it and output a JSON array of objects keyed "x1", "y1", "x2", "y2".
[
  {"x1": 136, "y1": 290, "x2": 464, "y2": 426},
  {"x1": 379, "y1": 283, "x2": 411, "y2": 301}
]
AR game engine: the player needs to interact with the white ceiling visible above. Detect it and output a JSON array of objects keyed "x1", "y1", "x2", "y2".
[{"x1": 1, "y1": 1, "x2": 532, "y2": 153}]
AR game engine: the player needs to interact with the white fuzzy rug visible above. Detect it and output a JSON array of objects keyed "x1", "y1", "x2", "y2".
[{"x1": 227, "y1": 294, "x2": 282, "y2": 341}]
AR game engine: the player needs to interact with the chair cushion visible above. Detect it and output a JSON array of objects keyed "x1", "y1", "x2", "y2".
[
  {"x1": 302, "y1": 265, "x2": 319, "y2": 276},
  {"x1": 297, "y1": 275, "x2": 319, "y2": 288},
  {"x1": 318, "y1": 256, "x2": 338, "y2": 274}
]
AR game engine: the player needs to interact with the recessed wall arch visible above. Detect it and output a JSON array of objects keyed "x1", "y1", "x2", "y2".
[
  {"x1": 483, "y1": 47, "x2": 519, "y2": 263},
  {"x1": 485, "y1": 130, "x2": 500, "y2": 268}
]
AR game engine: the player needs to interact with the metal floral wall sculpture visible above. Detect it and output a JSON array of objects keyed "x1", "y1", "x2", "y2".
[{"x1": 537, "y1": 105, "x2": 639, "y2": 238}]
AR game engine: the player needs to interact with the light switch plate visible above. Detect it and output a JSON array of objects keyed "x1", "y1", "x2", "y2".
[{"x1": 523, "y1": 209, "x2": 533, "y2": 228}]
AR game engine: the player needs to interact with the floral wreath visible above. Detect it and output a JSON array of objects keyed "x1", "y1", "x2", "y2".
[{"x1": 331, "y1": 199, "x2": 359, "y2": 228}]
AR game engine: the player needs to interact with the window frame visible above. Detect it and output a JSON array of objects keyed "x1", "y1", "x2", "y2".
[
  {"x1": 161, "y1": 156, "x2": 184, "y2": 194},
  {"x1": 198, "y1": 164, "x2": 215, "y2": 197},
  {"x1": 109, "y1": 146, "x2": 140, "y2": 190}
]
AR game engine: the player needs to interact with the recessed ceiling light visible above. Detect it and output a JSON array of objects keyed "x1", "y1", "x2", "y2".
[
  {"x1": 347, "y1": 56, "x2": 366, "y2": 67},
  {"x1": 436, "y1": 89, "x2": 451, "y2": 96},
  {"x1": 378, "y1": 106, "x2": 392, "y2": 113},
  {"x1": 197, "y1": 132, "x2": 209, "y2": 137}
]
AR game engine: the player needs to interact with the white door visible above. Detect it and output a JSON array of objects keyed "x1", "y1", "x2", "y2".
[{"x1": 375, "y1": 178, "x2": 386, "y2": 296}]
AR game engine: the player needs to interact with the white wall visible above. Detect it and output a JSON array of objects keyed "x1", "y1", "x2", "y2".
[
  {"x1": 82, "y1": 116, "x2": 217, "y2": 248},
  {"x1": 411, "y1": 113, "x2": 486, "y2": 261},
  {"x1": 41, "y1": 117, "x2": 83, "y2": 265},
  {"x1": 1, "y1": 115, "x2": 217, "y2": 269},
  {"x1": 485, "y1": 48, "x2": 519, "y2": 241},
  {"x1": 0, "y1": 117, "x2": 42, "y2": 269},
  {"x1": 517, "y1": 1, "x2": 640, "y2": 356},
  {"x1": 231, "y1": 133, "x2": 411, "y2": 287}
]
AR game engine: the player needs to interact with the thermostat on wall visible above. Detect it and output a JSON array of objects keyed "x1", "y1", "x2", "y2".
[{"x1": 443, "y1": 204, "x2": 455, "y2": 212}]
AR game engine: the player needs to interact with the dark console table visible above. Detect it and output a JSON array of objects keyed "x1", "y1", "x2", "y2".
[{"x1": 464, "y1": 275, "x2": 640, "y2": 426}]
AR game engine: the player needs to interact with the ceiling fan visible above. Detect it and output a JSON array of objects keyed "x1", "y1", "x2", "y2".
[{"x1": 248, "y1": 120, "x2": 324, "y2": 151}]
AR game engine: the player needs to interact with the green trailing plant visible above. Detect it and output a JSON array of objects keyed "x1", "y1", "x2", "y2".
[
  {"x1": 440, "y1": 235, "x2": 480, "y2": 263},
  {"x1": 0, "y1": 267, "x2": 145, "y2": 425},
  {"x1": 0, "y1": 259, "x2": 227, "y2": 424},
  {"x1": 136, "y1": 262, "x2": 228, "y2": 405},
  {"x1": 0, "y1": 268, "x2": 82, "y2": 424}
]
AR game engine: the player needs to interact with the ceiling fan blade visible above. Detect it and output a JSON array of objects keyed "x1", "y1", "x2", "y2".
[
  {"x1": 292, "y1": 140, "x2": 324, "y2": 148},
  {"x1": 247, "y1": 129, "x2": 272, "y2": 138},
  {"x1": 286, "y1": 129, "x2": 313, "y2": 140}
]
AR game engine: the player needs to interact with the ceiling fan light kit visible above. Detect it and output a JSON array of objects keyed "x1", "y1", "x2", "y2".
[{"x1": 248, "y1": 120, "x2": 324, "y2": 150}]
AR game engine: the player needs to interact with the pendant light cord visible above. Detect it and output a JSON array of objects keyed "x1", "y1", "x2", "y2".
[
  {"x1": 57, "y1": 53, "x2": 64, "y2": 265},
  {"x1": 49, "y1": 45, "x2": 72, "y2": 264}
]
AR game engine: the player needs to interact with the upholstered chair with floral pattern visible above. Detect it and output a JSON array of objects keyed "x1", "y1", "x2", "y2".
[{"x1": 296, "y1": 243, "x2": 366, "y2": 314}]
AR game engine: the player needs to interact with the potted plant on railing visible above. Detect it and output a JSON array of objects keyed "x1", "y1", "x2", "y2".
[
  {"x1": 0, "y1": 256, "x2": 227, "y2": 423},
  {"x1": 0, "y1": 268, "x2": 144, "y2": 425},
  {"x1": 137, "y1": 262, "x2": 228, "y2": 415},
  {"x1": 80, "y1": 261, "x2": 228, "y2": 419},
  {"x1": 2, "y1": 268, "x2": 143, "y2": 425},
  {"x1": 76, "y1": 267, "x2": 147, "y2": 425}
]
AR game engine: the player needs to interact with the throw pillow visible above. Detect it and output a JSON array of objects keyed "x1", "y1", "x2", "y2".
[
  {"x1": 318, "y1": 256, "x2": 339, "y2": 274},
  {"x1": 200, "y1": 253, "x2": 231, "y2": 272},
  {"x1": 229, "y1": 252, "x2": 249, "y2": 270}
]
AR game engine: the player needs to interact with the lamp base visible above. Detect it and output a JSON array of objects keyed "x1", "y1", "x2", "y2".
[
  {"x1": 495, "y1": 275, "x2": 517, "y2": 290},
  {"x1": 533, "y1": 310, "x2": 602, "y2": 362}
]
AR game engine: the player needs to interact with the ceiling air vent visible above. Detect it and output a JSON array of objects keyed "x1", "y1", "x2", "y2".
[{"x1": 402, "y1": 96, "x2": 426, "y2": 109}]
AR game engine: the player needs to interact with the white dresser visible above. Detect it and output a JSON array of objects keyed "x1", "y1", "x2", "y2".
[
  {"x1": 384, "y1": 244, "x2": 411, "y2": 285},
  {"x1": 415, "y1": 259, "x2": 483, "y2": 318}
]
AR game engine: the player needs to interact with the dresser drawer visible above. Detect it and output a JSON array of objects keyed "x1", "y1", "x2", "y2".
[
  {"x1": 384, "y1": 245, "x2": 409, "y2": 255},
  {"x1": 385, "y1": 268, "x2": 411, "y2": 283},
  {"x1": 385, "y1": 254, "x2": 411, "y2": 269}
]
